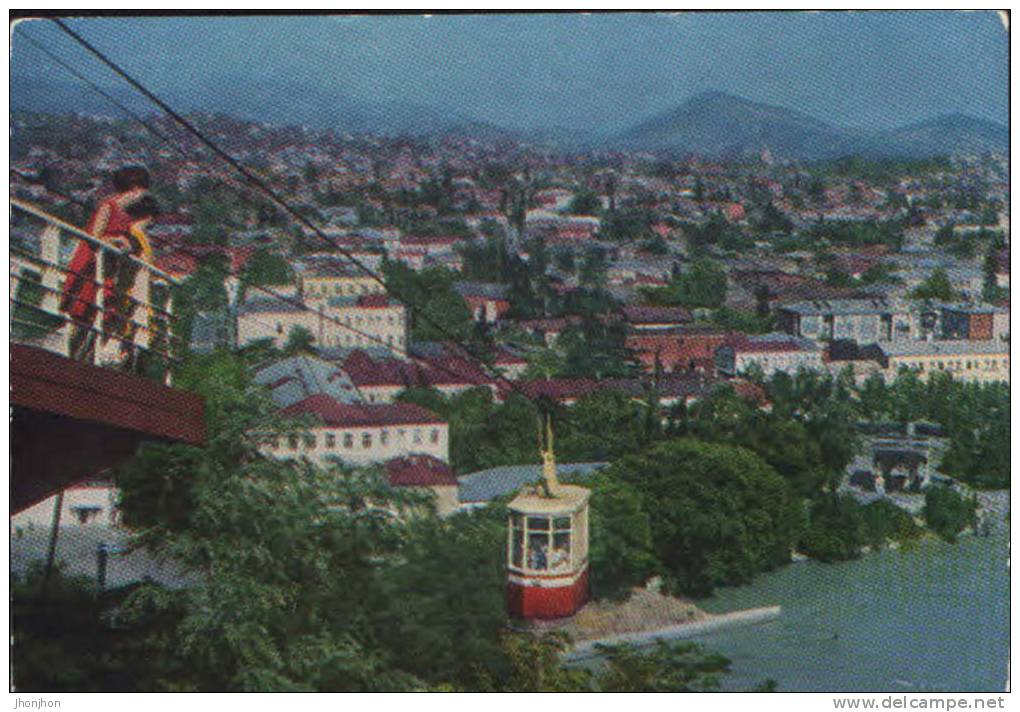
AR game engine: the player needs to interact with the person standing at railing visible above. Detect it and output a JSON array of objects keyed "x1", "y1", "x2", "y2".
[
  {"x1": 59, "y1": 166, "x2": 151, "y2": 361},
  {"x1": 107, "y1": 196, "x2": 161, "y2": 366}
]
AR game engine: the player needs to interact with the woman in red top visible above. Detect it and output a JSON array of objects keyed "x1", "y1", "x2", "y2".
[{"x1": 60, "y1": 166, "x2": 150, "y2": 359}]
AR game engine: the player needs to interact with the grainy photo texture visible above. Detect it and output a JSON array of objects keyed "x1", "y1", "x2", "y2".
[{"x1": 8, "y1": 11, "x2": 1010, "y2": 694}]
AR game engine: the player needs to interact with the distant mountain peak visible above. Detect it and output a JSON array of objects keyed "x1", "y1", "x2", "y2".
[{"x1": 615, "y1": 91, "x2": 1007, "y2": 160}]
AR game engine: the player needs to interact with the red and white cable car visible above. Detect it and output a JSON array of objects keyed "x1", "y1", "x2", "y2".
[{"x1": 506, "y1": 414, "x2": 590, "y2": 620}]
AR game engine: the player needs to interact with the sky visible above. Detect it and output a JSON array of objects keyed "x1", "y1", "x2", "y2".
[{"x1": 12, "y1": 12, "x2": 1009, "y2": 134}]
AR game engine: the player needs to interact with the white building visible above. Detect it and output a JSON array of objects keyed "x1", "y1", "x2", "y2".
[
  {"x1": 266, "y1": 394, "x2": 448, "y2": 466},
  {"x1": 259, "y1": 394, "x2": 457, "y2": 515},
  {"x1": 715, "y1": 333, "x2": 825, "y2": 377},
  {"x1": 236, "y1": 293, "x2": 407, "y2": 358},
  {"x1": 876, "y1": 341, "x2": 1010, "y2": 384},
  {"x1": 12, "y1": 481, "x2": 119, "y2": 531}
]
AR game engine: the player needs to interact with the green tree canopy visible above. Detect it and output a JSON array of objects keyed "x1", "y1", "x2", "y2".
[
  {"x1": 567, "y1": 190, "x2": 602, "y2": 216},
  {"x1": 608, "y1": 438, "x2": 800, "y2": 596}
]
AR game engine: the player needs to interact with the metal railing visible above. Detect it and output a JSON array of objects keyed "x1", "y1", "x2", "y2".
[{"x1": 10, "y1": 198, "x2": 182, "y2": 384}]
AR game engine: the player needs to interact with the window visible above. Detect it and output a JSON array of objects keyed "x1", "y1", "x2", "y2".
[
  {"x1": 362, "y1": 432, "x2": 372, "y2": 449},
  {"x1": 288, "y1": 435, "x2": 298, "y2": 450},
  {"x1": 413, "y1": 429, "x2": 422, "y2": 444},
  {"x1": 430, "y1": 428, "x2": 439, "y2": 444},
  {"x1": 509, "y1": 513, "x2": 574, "y2": 573},
  {"x1": 343, "y1": 433, "x2": 353, "y2": 449},
  {"x1": 326, "y1": 433, "x2": 336, "y2": 448},
  {"x1": 381, "y1": 430, "x2": 389, "y2": 446},
  {"x1": 304, "y1": 434, "x2": 316, "y2": 450}
]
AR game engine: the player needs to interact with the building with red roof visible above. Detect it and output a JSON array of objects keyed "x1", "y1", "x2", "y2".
[
  {"x1": 385, "y1": 454, "x2": 459, "y2": 515},
  {"x1": 267, "y1": 392, "x2": 449, "y2": 469},
  {"x1": 621, "y1": 305, "x2": 693, "y2": 331},
  {"x1": 625, "y1": 326, "x2": 727, "y2": 373},
  {"x1": 715, "y1": 333, "x2": 824, "y2": 377}
]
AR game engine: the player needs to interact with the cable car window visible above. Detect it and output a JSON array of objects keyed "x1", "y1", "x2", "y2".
[
  {"x1": 527, "y1": 533, "x2": 549, "y2": 570},
  {"x1": 551, "y1": 532, "x2": 571, "y2": 571},
  {"x1": 512, "y1": 528, "x2": 524, "y2": 568}
]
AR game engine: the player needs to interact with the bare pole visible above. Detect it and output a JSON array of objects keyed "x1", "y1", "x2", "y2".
[{"x1": 42, "y1": 490, "x2": 65, "y2": 590}]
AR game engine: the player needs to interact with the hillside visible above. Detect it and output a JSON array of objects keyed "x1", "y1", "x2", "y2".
[{"x1": 615, "y1": 91, "x2": 1007, "y2": 160}]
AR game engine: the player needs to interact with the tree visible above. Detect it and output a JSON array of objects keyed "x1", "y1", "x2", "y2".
[
  {"x1": 596, "y1": 640, "x2": 731, "y2": 692},
  {"x1": 799, "y1": 493, "x2": 865, "y2": 562},
  {"x1": 111, "y1": 352, "x2": 430, "y2": 691},
  {"x1": 374, "y1": 506, "x2": 510, "y2": 688},
  {"x1": 173, "y1": 262, "x2": 230, "y2": 357},
  {"x1": 284, "y1": 325, "x2": 315, "y2": 354},
  {"x1": 558, "y1": 391, "x2": 656, "y2": 463},
  {"x1": 923, "y1": 486, "x2": 978, "y2": 543},
  {"x1": 910, "y1": 268, "x2": 955, "y2": 301},
  {"x1": 673, "y1": 259, "x2": 728, "y2": 309},
  {"x1": 568, "y1": 470, "x2": 658, "y2": 599},
  {"x1": 397, "y1": 388, "x2": 538, "y2": 474},
  {"x1": 381, "y1": 260, "x2": 473, "y2": 343},
  {"x1": 241, "y1": 248, "x2": 294, "y2": 291},
  {"x1": 609, "y1": 438, "x2": 800, "y2": 596},
  {"x1": 567, "y1": 190, "x2": 602, "y2": 216}
]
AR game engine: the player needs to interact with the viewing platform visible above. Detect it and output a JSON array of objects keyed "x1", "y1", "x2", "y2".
[{"x1": 10, "y1": 198, "x2": 206, "y2": 512}]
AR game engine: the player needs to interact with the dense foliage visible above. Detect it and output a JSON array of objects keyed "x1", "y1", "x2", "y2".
[
  {"x1": 855, "y1": 371, "x2": 1009, "y2": 489},
  {"x1": 923, "y1": 486, "x2": 978, "y2": 543},
  {"x1": 608, "y1": 438, "x2": 801, "y2": 596},
  {"x1": 381, "y1": 259, "x2": 474, "y2": 343},
  {"x1": 13, "y1": 351, "x2": 750, "y2": 692}
]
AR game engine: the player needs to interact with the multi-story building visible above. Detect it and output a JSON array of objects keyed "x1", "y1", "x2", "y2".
[
  {"x1": 715, "y1": 333, "x2": 825, "y2": 377},
  {"x1": 940, "y1": 303, "x2": 1010, "y2": 342},
  {"x1": 777, "y1": 298, "x2": 919, "y2": 344},
  {"x1": 625, "y1": 326, "x2": 727, "y2": 373},
  {"x1": 260, "y1": 394, "x2": 457, "y2": 514},
  {"x1": 876, "y1": 341, "x2": 1010, "y2": 384},
  {"x1": 297, "y1": 257, "x2": 385, "y2": 302},
  {"x1": 236, "y1": 293, "x2": 408, "y2": 358},
  {"x1": 454, "y1": 282, "x2": 511, "y2": 323}
]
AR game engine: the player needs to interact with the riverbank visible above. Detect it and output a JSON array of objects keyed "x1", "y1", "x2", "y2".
[{"x1": 567, "y1": 604, "x2": 781, "y2": 661}]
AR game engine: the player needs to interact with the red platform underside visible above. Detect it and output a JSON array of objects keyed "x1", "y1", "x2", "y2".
[{"x1": 507, "y1": 567, "x2": 589, "y2": 620}]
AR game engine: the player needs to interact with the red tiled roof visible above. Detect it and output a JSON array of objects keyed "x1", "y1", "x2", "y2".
[
  {"x1": 341, "y1": 350, "x2": 416, "y2": 387},
  {"x1": 386, "y1": 455, "x2": 457, "y2": 487},
  {"x1": 731, "y1": 378, "x2": 769, "y2": 405},
  {"x1": 722, "y1": 334, "x2": 811, "y2": 353},
  {"x1": 401, "y1": 235, "x2": 462, "y2": 247},
  {"x1": 281, "y1": 394, "x2": 444, "y2": 426},
  {"x1": 356, "y1": 293, "x2": 393, "y2": 308},
  {"x1": 621, "y1": 305, "x2": 693, "y2": 325}
]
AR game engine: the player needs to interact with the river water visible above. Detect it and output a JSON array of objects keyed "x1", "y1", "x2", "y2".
[{"x1": 692, "y1": 532, "x2": 1009, "y2": 692}]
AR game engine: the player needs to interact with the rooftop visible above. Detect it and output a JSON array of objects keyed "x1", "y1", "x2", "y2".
[
  {"x1": 280, "y1": 394, "x2": 445, "y2": 427},
  {"x1": 457, "y1": 462, "x2": 607, "y2": 504},
  {"x1": 386, "y1": 455, "x2": 457, "y2": 487},
  {"x1": 779, "y1": 298, "x2": 898, "y2": 316},
  {"x1": 879, "y1": 340, "x2": 1010, "y2": 358}
]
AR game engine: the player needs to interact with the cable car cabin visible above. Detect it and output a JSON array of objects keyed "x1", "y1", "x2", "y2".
[{"x1": 507, "y1": 484, "x2": 590, "y2": 619}]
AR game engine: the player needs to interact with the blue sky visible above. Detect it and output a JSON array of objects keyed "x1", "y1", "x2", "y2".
[{"x1": 12, "y1": 12, "x2": 1008, "y2": 133}]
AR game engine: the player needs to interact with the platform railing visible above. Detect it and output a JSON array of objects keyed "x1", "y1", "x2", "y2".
[{"x1": 10, "y1": 198, "x2": 183, "y2": 385}]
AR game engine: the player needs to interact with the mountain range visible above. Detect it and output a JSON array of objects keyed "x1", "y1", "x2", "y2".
[
  {"x1": 614, "y1": 91, "x2": 1008, "y2": 160},
  {"x1": 12, "y1": 75, "x2": 1007, "y2": 160}
]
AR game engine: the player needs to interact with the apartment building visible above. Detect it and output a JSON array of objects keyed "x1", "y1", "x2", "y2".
[{"x1": 876, "y1": 340, "x2": 1010, "y2": 384}]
